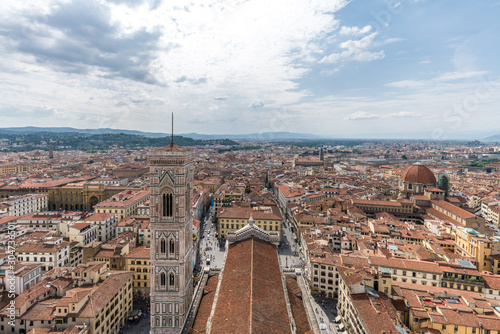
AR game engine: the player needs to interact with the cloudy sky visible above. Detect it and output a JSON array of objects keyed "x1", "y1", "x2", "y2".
[{"x1": 1, "y1": 0, "x2": 499, "y2": 139}]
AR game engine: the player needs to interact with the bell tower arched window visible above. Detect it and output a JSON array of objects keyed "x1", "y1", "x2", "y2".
[
  {"x1": 160, "y1": 272, "x2": 166, "y2": 286},
  {"x1": 169, "y1": 239, "x2": 175, "y2": 255},
  {"x1": 163, "y1": 192, "x2": 173, "y2": 217},
  {"x1": 160, "y1": 239, "x2": 166, "y2": 254},
  {"x1": 169, "y1": 272, "x2": 175, "y2": 287}
]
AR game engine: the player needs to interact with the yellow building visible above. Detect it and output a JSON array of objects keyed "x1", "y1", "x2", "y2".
[
  {"x1": 201, "y1": 177, "x2": 222, "y2": 193},
  {"x1": 49, "y1": 182, "x2": 128, "y2": 211},
  {"x1": 455, "y1": 227, "x2": 500, "y2": 272},
  {"x1": 218, "y1": 205, "x2": 283, "y2": 240},
  {"x1": 0, "y1": 162, "x2": 41, "y2": 176},
  {"x1": 55, "y1": 271, "x2": 133, "y2": 334},
  {"x1": 124, "y1": 246, "x2": 151, "y2": 297},
  {"x1": 351, "y1": 198, "x2": 414, "y2": 215},
  {"x1": 95, "y1": 189, "x2": 149, "y2": 221}
]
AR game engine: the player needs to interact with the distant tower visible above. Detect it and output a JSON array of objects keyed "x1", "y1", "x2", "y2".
[
  {"x1": 319, "y1": 147, "x2": 324, "y2": 161},
  {"x1": 148, "y1": 114, "x2": 194, "y2": 333},
  {"x1": 49, "y1": 144, "x2": 54, "y2": 159},
  {"x1": 438, "y1": 174, "x2": 450, "y2": 197}
]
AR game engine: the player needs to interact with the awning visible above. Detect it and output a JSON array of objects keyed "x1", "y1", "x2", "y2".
[
  {"x1": 335, "y1": 315, "x2": 342, "y2": 323},
  {"x1": 339, "y1": 323, "x2": 345, "y2": 330}
]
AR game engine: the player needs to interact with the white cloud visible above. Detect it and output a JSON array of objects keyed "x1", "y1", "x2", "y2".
[
  {"x1": 434, "y1": 71, "x2": 489, "y2": 82},
  {"x1": 386, "y1": 111, "x2": 422, "y2": 118},
  {"x1": 344, "y1": 111, "x2": 422, "y2": 120},
  {"x1": 320, "y1": 32, "x2": 385, "y2": 64},
  {"x1": 339, "y1": 25, "x2": 371, "y2": 36},
  {"x1": 387, "y1": 71, "x2": 490, "y2": 88},
  {"x1": 344, "y1": 111, "x2": 380, "y2": 120}
]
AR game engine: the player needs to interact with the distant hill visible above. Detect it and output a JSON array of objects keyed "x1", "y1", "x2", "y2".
[
  {"x1": 0, "y1": 126, "x2": 167, "y2": 138},
  {"x1": 485, "y1": 134, "x2": 500, "y2": 141},
  {"x1": 0, "y1": 127, "x2": 321, "y2": 141},
  {"x1": 179, "y1": 132, "x2": 322, "y2": 140},
  {"x1": 0, "y1": 132, "x2": 239, "y2": 152}
]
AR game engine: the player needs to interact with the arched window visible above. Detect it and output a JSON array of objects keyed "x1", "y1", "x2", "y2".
[
  {"x1": 163, "y1": 192, "x2": 173, "y2": 217},
  {"x1": 169, "y1": 239, "x2": 175, "y2": 255},
  {"x1": 169, "y1": 272, "x2": 175, "y2": 287},
  {"x1": 160, "y1": 239, "x2": 166, "y2": 254},
  {"x1": 160, "y1": 272, "x2": 166, "y2": 286}
]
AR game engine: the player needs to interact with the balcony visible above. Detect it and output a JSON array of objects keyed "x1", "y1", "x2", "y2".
[{"x1": 442, "y1": 275, "x2": 484, "y2": 286}]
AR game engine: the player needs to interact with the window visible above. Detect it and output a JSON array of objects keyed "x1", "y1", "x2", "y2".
[
  {"x1": 169, "y1": 273, "x2": 175, "y2": 287},
  {"x1": 160, "y1": 239, "x2": 166, "y2": 254},
  {"x1": 160, "y1": 273, "x2": 166, "y2": 286},
  {"x1": 169, "y1": 239, "x2": 175, "y2": 255},
  {"x1": 163, "y1": 193, "x2": 173, "y2": 217}
]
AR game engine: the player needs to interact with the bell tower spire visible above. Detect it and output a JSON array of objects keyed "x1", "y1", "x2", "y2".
[{"x1": 170, "y1": 112, "x2": 174, "y2": 147}]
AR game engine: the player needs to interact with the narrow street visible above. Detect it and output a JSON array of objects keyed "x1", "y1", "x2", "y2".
[{"x1": 195, "y1": 211, "x2": 225, "y2": 274}]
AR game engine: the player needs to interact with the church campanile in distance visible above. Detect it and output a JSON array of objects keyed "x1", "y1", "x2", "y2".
[{"x1": 148, "y1": 115, "x2": 194, "y2": 333}]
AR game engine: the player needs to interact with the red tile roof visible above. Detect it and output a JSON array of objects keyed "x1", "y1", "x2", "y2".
[{"x1": 210, "y1": 238, "x2": 291, "y2": 334}]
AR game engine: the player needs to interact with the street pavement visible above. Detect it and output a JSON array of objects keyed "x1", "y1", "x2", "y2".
[
  {"x1": 195, "y1": 212, "x2": 225, "y2": 274},
  {"x1": 276, "y1": 203, "x2": 339, "y2": 334},
  {"x1": 121, "y1": 298, "x2": 151, "y2": 334}
]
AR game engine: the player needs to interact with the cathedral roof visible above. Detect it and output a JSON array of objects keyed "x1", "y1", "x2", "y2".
[{"x1": 209, "y1": 238, "x2": 292, "y2": 334}]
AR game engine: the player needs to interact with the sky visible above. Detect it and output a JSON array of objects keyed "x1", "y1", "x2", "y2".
[{"x1": 0, "y1": 0, "x2": 499, "y2": 140}]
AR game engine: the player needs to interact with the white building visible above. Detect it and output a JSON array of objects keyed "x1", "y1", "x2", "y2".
[
  {"x1": 82, "y1": 212, "x2": 117, "y2": 243},
  {"x1": 0, "y1": 194, "x2": 48, "y2": 217},
  {"x1": 16, "y1": 237, "x2": 70, "y2": 272},
  {"x1": 0, "y1": 262, "x2": 42, "y2": 295}
]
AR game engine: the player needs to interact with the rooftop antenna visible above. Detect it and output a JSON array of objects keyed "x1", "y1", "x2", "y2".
[{"x1": 170, "y1": 112, "x2": 174, "y2": 147}]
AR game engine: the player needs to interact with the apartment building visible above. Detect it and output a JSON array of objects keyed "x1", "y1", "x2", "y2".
[
  {"x1": 455, "y1": 226, "x2": 500, "y2": 272},
  {"x1": 0, "y1": 271, "x2": 134, "y2": 334},
  {"x1": 0, "y1": 194, "x2": 48, "y2": 217},
  {"x1": 82, "y1": 212, "x2": 116, "y2": 243},
  {"x1": 16, "y1": 237, "x2": 70, "y2": 272},
  {"x1": 124, "y1": 246, "x2": 150, "y2": 297},
  {"x1": 0, "y1": 262, "x2": 42, "y2": 295},
  {"x1": 94, "y1": 189, "x2": 149, "y2": 221}
]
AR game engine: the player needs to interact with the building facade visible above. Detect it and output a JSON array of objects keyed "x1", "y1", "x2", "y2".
[{"x1": 148, "y1": 142, "x2": 194, "y2": 334}]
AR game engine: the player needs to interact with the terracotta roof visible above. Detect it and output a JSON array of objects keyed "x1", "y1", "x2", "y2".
[
  {"x1": 431, "y1": 200, "x2": 477, "y2": 219},
  {"x1": 483, "y1": 275, "x2": 500, "y2": 290},
  {"x1": 124, "y1": 246, "x2": 150, "y2": 259},
  {"x1": 210, "y1": 237, "x2": 291, "y2": 334},
  {"x1": 350, "y1": 293, "x2": 399, "y2": 334},
  {"x1": 78, "y1": 271, "x2": 133, "y2": 318},
  {"x1": 401, "y1": 164, "x2": 436, "y2": 184},
  {"x1": 151, "y1": 143, "x2": 191, "y2": 153}
]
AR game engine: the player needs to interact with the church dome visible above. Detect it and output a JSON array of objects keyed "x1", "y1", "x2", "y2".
[{"x1": 401, "y1": 164, "x2": 436, "y2": 184}]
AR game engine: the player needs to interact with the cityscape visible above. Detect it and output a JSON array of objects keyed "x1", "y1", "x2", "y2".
[{"x1": 1, "y1": 1, "x2": 500, "y2": 334}]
